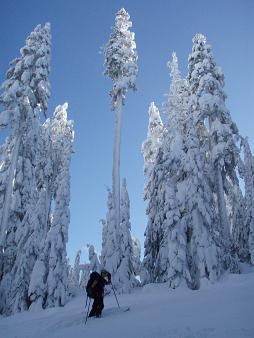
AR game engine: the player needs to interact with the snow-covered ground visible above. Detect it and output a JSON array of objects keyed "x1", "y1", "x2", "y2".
[{"x1": 1, "y1": 266, "x2": 254, "y2": 338}]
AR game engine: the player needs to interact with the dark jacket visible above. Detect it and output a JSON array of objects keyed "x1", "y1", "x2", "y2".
[{"x1": 86, "y1": 271, "x2": 111, "y2": 298}]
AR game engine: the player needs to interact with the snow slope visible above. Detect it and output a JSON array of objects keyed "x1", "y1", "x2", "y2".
[{"x1": 1, "y1": 267, "x2": 254, "y2": 338}]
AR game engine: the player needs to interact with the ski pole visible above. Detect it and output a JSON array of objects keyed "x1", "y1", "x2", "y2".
[
  {"x1": 85, "y1": 297, "x2": 91, "y2": 325},
  {"x1": 111, "y1": 282, "x2": 120, "y2": 308}
]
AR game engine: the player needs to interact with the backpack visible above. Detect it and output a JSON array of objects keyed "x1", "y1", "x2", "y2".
[{"x1": 86, "y1": 271, "x2": 100, "y2": 298}]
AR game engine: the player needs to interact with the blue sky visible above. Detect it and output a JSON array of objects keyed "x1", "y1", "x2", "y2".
[{"x1": 0, "y1": 0, "x2": 253, "y2": 264}]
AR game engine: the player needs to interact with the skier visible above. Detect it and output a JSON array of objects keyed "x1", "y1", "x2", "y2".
[{"x1": 86, "y1": 269, "x2": 111, "y2": 317}]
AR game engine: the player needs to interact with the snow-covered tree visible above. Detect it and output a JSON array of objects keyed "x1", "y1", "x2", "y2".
[
  {"x1": 113, "y1": 178, "x2": 139, "y2": 292},
  {"x1": 141, "y1": 102, "x2": 164, "y2": 178},
  {"x1": 73, "y1": 250, "x2": 82, "y2": 287},
  {"x1": 100, "y1": 189, "x2": 120, "y2": 275},
  {"x1": 229, "y1": 182, "x2": 246, "y2": 261},
  {"x1": 241, "y1": 138, "x2": 254, "y2": 263},
  {"x1": 104, "y1": 8, "x2": 138, "y2": 235},
  {"x1": 42, "y1": 103, "x2": 73, "y2": 308},
  {"x1": 141, "y1": 54, "x2": 186, "y2": 284},
  {"x1": 141, "y1": 102, "x2": 165, "y2": 284},
  {"x1": 0, "y1": 23, "x2": 51, "y2": 315},
  {"x1": 88, "y1": 245, "x2": 101, "y2": 272},
  {"x1": 28, "y1": 103, "x2": 74, "y2": 310},
  {"x1": 174, "y1": 115, "x2": 221, "y2": 288},
  {"x1": 0, "y1": 23, "x2": 51, "y2": 250},
  {"x1": 187, "y1": 33, "x2": 240, "y2": 271},
  {"x1": 79, "y1": 263, "x2": 91, "y2": 290},
  {"x1": 164, "y1": 52, "x2": 189, "y2": 128},
  {"x1": 132, "y1": 236, "x2": 141, "y2": 275}
]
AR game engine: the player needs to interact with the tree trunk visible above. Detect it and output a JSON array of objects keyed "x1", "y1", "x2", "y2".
[{"x1": 112, "y1": 93, "x2": 122, "y2": 233}]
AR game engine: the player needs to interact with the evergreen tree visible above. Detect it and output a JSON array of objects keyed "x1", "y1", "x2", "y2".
[
  {"x1": 0, "y1": 23, "x2": 51, "y2": 250},
  {"x1": 153, "y1": 53, "x2": 188, "y2": 285},
  {"x1": 100, "y1": 189, "x2": 120, "y2": 275},
  {"x1": 113, "y1": 178, "x2": 138, "y2": 292},
  {"x1": 43, "y1": 103, "x2": 73, "y2": 307},
  {"x1": 141, "y1": 102, "x2": 165, "y2": 284},
  {"x1": 132, "y1": 236, "x2": 141, "y2": 275},
  {"x1": 241, "y1": 138, "x2": 254, "y2": 263},
  {"x1": 104, "y1": 8, "x2": 138, "y2": 236},
  {"x1": 0, "y1": 23, "x2": 51, "y2": 315},
  {"x1": 141, "y1": 102, "x2": 164, "y2": 179},
  {"x1": 28, "y1": 103, "x2": 74, "y2": 309},
  {"x1": 174, "y1": 115, "x2": 221, "y2": 289},
  {"x1": 88, "y1": 245, "x2": 101, "y2": 272},
  {"x1": 79, "y1": 263, "x2": 91, "y2": 290},
  {"x1": 73, "y1": 250, "x2": 82, "y2": 287},
  {"x1": 187, "y1": 33, "x2": 240, "y2": 271},
  {"x1": 141, "y1": 54, "x2": 186, "y2": 284}
]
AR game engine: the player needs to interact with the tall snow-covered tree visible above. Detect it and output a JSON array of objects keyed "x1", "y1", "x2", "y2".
[
  {"x1": 141, "y1": 54, "x2": 186, "y2": 284},
  {"x1": 187, "y1": 33, "x2": 240, "y2": 271},
  {"x1": 141, "y1": 102, "x2": 164, "y2": 284},
  {"x1": 0, "y1": 23, "x2": 51, "y2": 315},
  {"x1": 28, "y1": 103, "x2": 74, "y2": 309},
  {"x1": 0, "y1": 23, "x2": 51, "y2": 249},
  {"x1": 42, "y1": 103, "x2": 73, "y2": 308},
  {"x1": 169, "y1": 114, "x2": 221, "y2": 289},
  {"x1": 104, "y1": 8, "x2": 138, "y2": 236}
]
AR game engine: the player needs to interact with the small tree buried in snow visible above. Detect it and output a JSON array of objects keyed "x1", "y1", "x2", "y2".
[
  {"x1": 101, "y1": 181, "x2": 139, "y2": 292},
  {"x1": 112, "y1": 178, "x2": 139, "y2": 292},
  {"x1": 88, "y1": 244, "x2": 101, "y2": 272},
  {"x1": 100, "y1": 189, "x2": 120, "y2": 275},
  {"x1": 104, "y1": 8, "x2": 138, "y2": 241}
]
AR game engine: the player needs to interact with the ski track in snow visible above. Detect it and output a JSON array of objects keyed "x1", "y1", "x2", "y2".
[{"x1": 0, "y1": 269, "x2": 254, "y2": 338}]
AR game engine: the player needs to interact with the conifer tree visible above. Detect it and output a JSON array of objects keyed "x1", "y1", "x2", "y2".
[
  {"x1": 43, "y1": 103, "x2": 73, "y2": 308},
  {"x1": 104, "y1": 8, "x2": 138, "y2": 237},
  {"x1": 132, "y1": 236, "x2": 141, "y2": 275},
  {"x1": 0, "y1": 23, "x2": 51, "y2": 249},
  {"x1": 73, "y1": 250, "x2": 82, "y2": 287},
  {"x1": 241, "y1": 138, "x2": 254, "y2": 263},
  {"x1": 100, "y1": 189, "x2": 120, "y2": 275},
  {"x1": 28, "y1": 103, "x2": 74, "y2": 309},
  {"x1": 142, "y1": 102, "x2": 164, "y2": 180},
  {"x1": 187, "y1": 33, "x2": 240, "y2": 271},
  {"x1": 88, "y1": 245, "x2": 101, "y2": 272},
  {"x1": 141, "y1": 54, "x2": 187, "y2": 284},
  {"x1": 113, "y1": 178, "x2": 138, "y2": 292},
  {"x1": 141, "y1": 102, "x2": 165, "y2": 284},
  {"x1": 174, "y1": 115, "x2": 221, "y2": 288},
  {"x1": 0, "y1": 23, "x2": 51, "y2": 315}
]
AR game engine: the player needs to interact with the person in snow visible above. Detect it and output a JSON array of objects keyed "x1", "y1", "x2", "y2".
[{"x1": 86, "y1": 269, "x2": 111, "y2": 317}]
